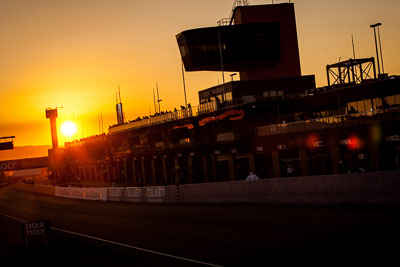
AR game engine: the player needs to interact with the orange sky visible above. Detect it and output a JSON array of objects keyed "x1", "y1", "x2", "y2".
[{"x1": 0, "y1": 0, "x2": 399, "y2": 147}]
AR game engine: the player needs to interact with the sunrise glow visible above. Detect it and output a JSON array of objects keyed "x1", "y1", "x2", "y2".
[
  {"x1": 61, "y1": 121, "x2": 77, "y2": 137},
  {"x1": 0, "y1": 0, "x2": 399, "y2": 148}
]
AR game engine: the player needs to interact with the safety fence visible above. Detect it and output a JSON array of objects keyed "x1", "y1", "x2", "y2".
[{"x1": 10, "y1": 171, "x2": 400, "y2": 204}]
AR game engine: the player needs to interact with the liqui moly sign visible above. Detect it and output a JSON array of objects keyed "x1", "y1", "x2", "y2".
[
  {"x1": 0, "y1": 161, "x2": 17, "y2": 171},
  {"x1": 21, "y1": 220, "x2": 50, "y2": 238}
]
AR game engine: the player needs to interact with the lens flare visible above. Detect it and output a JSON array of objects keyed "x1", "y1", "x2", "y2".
[
  {"x1": 347, "y1": 135, "x2": 361, "y2": 151},
  {"x1": 306, "y1": 133, "x2": 319, "y2": 149},
  {"x1": 61, "y1": 121, "x2": 77, "y2": 137}
]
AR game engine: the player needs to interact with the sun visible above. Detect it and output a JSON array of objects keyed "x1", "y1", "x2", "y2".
[{"x1": 61, "y1": 121, "x2": 77, "y2": 137}]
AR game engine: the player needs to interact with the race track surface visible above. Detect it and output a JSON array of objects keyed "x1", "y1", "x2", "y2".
[{"x1": 1, "y1": 185, "x2": 399, "y2": 266}]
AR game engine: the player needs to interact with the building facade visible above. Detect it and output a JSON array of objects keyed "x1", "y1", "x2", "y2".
[{"x1": 49, "y1": 3, "x2": 400, "y2": 187}]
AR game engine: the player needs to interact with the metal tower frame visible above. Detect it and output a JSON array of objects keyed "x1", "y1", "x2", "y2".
[{"x1": 326, "y1": 57, "x2": 376, "y2": 87}]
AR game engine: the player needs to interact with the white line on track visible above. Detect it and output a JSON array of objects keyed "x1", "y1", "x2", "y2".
[
  {"x1": 0, "y1": 212, "x2": 223, "y2": 267},
  {"x1": 0, "y1": 212, "x2": 25, "y2": 222}
]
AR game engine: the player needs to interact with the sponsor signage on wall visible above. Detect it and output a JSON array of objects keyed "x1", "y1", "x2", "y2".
[
  {"x1": 55, "y1": 187, "x2": 107, "y2": 201},
  {"x1": 0, "y1": 161, "x2": 17, "y2": 171},
  {"x1": 126, "y1": 188, "x2": 142, "y2": 201},
  {"x1": 107, "y1": 187, "x2": 166, "y2": 203},
  {"x1": 108, "y1": 188, "x2": 123, "y2": 201},
  {"x1": 0, "y1": 157, "x2": 48, "y2": 171}
]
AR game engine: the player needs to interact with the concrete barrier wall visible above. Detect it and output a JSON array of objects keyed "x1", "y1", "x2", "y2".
[
  {"x1": 12, "y1": 183, "x2": 55, "y2": 196},
  {"x1": 173, "y1": 171, "x2": 400, "y2": 204},
  {"x1": 54, "y1": 187, "x2": 108, "y2": 201},
  {"x1": 104, "y1": 171, "x2": 400, "y2": 204},
  {"x1": 11, "y1": 171, "x2": 400, "y2": 204}
]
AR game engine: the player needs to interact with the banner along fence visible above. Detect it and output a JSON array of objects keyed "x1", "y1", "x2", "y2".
[
  {"x1": 107, "y1": 187, "x2": 166, "y2": 203},
  {"x1": 54, "y1": 187, "x2": 108, "y2": 201}
]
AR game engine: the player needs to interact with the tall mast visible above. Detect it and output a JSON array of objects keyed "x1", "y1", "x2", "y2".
[
  {"x1": 153, "y1": 88, "x2": 157, "y2": 114},
  {"x1": 156, "y1": 82, "x2": 162, "y2": 113}
]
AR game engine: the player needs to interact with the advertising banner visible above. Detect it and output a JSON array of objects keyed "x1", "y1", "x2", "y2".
[
  {"x1": 55, "y1": 187, "x2": 108, "y2": 201},
  {"x1": 107, "y1": 187, "x2": 166, "y2": 203}
]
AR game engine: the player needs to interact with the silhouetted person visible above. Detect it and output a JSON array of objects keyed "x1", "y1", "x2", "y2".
[
  {"x1": 382, "y1": 99, "x2": 389, "y2": 109},
  {"x1": 215, "y1": 97, "x2": 221, "y2": 109},
  {"x1": 338, "y1": 160, "x2": 348, "y2": 174},
  {"x1": 246, "y1": 172, "x2": 259, "y2": 181},
  {"x1": 349, "y1": 106, "x2": 357, "y2": 114},
  {"x1": 286, "y1": 164, "x2": 295, "y2": 177}
]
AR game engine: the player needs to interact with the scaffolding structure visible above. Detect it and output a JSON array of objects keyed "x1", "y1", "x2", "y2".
[{"x1": 326, "y1": 57, "x2": 376, "y2": 87}]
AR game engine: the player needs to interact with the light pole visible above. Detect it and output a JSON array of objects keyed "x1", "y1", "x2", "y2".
[
  {"x1": 230, "y1": 73, "x2": 237, "y2": 82},
  {"x1": 370, "y1": 23, "x2": 382, "y2": 76},
  {"x1": 181, "y1": 60, "x2": 188, "y2": 107},
  {"x1": 377, "y1": 26, "x2": 385, "y2": 74},
  {"x1": 217, "y1": 30, "x2": 225, "y2": 85}
]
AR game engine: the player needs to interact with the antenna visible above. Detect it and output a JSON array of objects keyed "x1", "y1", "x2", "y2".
[
  {"x1": 100, "y1": 111, "x2": 104, "y2": 133},
  {"x1": 73, "y1": 112, "x2": 75, "y2": 140},
  {"x1": 81, "y1": 120, "x2": 84, "y2": 139},
  {"x1": 98, "y1": 113, "x2": 101, "y2": 134},
  {"x1": 153, "y1": 88, "x2": 157, "y2": 114},
  {"x1": 351, "y1": 34, "x2": 356, "y2": 59},
  {"x1": 156, "y1": 82, "x2": 162, "y2": 113}
]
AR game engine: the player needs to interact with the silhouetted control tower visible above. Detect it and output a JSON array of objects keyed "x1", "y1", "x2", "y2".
[
  {"x1": 45, "y1": 108, "x2": 58, "y2": 149},
  {"x1": 177, "y1": 3, "x2": 301, "y2": 81}
]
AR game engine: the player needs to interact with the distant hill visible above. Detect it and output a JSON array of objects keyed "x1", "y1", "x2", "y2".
[{"x1": 0, "y1": 145, "x2": 51, "y2": 161}]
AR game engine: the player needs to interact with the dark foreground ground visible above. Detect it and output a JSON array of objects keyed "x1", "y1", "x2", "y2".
[{"x1": 0, "y1": 185, "x2": 399, "y2": 266}]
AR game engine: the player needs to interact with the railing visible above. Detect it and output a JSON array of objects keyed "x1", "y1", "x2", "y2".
[
  {"x1": 257, "y1": 107, "x2": 400, "y2": 137},
  {"x1": 109, "y1": 100, "x2": 228, "y2": 134},
  {"x1": 217, "y1": 0, "x2": 250, "y2": 26},
  {"x1": 217, "y1": 18, "x2": 231, "y2": 26},
  {"x1": 198, "y1": 101, "x2": 218, "y2": 114},
  {"x1": 109, "y1": 95, "x2": 400, "y2": 136},
  {"x1": 109, "y1": 107, "x2": 195, "y2": 134}
]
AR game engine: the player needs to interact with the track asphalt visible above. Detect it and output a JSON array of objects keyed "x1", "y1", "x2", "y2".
[{"x1": 1, "y1": 185, "x2": 399, "y2": 266}]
